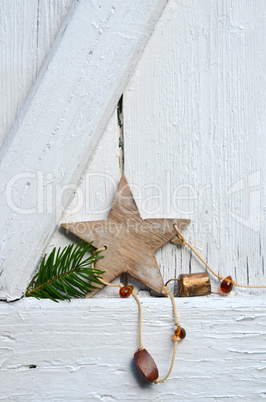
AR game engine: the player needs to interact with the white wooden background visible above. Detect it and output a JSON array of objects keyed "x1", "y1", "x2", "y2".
[{"x1": 1, "y1": 0, "x2": 265, "y2": 400}]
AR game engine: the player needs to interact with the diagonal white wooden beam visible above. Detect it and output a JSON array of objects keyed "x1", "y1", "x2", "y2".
[{"x1": 0, "y1": 0, "x2": 169, "y2": 301}]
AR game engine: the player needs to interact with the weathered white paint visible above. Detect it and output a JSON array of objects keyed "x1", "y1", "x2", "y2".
[
  {"x1": 0, "y1": 0, "x2": 169, "y2": 301},
  {"x1": 1, "y1": 1, "x2": 266, "y2": 400},
  {"x1": 48, "y1": 110, "x2": 122, "y2": 297},
  {"x1": 47, "y1": 112, "x2": 120, "y2": 247},
  {"x1": 0, "y1": 0, "x2": 120, "y2": 298},
  {"x1": 0, "y1": 0, "x2": 75, "y2": 147},
  {"x1": 0, "y1": 297, "x2": 266, "y2": 400},
  {"x1": 123, "y1": 0, "x2": 266, "y2": 293}
]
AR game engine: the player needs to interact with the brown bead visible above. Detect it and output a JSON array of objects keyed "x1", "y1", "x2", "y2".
[
  {"x1": 220, "y1": 276, "x2": 233, "y2": 294},
  {"x1": 173, "y1": 327, "x2": 186, "y2": 341},
  {"x1": 119, "y1": 285, "x2": 134, "y2": 298},
  {"x1": 134, "y1": 349, "x2": 159, "y2": 383}
]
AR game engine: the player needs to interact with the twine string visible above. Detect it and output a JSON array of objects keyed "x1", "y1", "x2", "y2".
[
  {"x1": 93, "y1": 248, "x2": 180, "y2": 384},
  {"x1": 173, "y1": 224, "x2": 266, "y2": 289},
  {"x1": 153, "y1": 285, "x2": 180, "y2": 384},
  {"x1": 91, "y1": 220, "x2": 265, "y2": 385},
  {"x1": 132, "y1": 289, "x2": 143, "y2": 351},
  {"x1": 154, "y1": 341, "x2": 178, "y2": 384}
]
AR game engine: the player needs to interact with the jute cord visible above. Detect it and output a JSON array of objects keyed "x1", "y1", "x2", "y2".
[
  {"x1": 90, "y1": 221, "x2": 264, "y2": 384},
  {"x1": 154, "y1": 285, "x2": 180, "y2": 384},
  {"x1": 92, "y1": 249, "x2": 180, "y2": 384},
  {"x1": 173, "y1": 224, "x2": 266, "y2": 289}
]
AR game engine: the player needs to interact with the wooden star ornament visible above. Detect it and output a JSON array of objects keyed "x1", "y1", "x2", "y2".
[{"x1": 62, "y1": 175, "x2": 190, "y2": 296}]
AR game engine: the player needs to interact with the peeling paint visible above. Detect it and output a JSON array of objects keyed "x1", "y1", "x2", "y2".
[{"x1": 0, "y1": 298, "x2": 265, "y2": 400}]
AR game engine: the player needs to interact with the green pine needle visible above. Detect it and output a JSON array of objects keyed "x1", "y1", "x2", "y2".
[{"x1": 26, "y1": 242, "x2": 104, "y2": 302}]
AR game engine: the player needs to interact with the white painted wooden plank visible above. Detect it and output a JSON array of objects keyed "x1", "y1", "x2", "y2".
[
  {"x1": 0, "y1": 0, "x2": 169, "y2": 301},
  {"x1": 36, "y1": 0, "x2": 75, "y2": 70},
  {"x1": 123, "y1": 0, "x2": 266, "y2": 293},
  {"x1": 0, "y1": 296, "x2": 265, "y2": 400},
  {"x1": 48, "y1": 110, "x2": 121, "y2": 297},
  {"x1": 0, "y1": 0, "x2": 119, "y2": 298},
  {"x1": 0, "y1": 0, "x2": 38, "y2": 147},
  {"x1": 0, "y1": 0, "x2": 74, "y2": 147}
]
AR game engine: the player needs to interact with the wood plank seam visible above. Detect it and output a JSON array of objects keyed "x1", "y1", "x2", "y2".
[{"x1": 0, "y1": 0, "x2": 169, "y2": 301}]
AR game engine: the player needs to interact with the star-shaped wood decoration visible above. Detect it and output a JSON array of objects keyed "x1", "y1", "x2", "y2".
[{"x1": 62, "y1": 175, "x2": 190, "y2": 296}]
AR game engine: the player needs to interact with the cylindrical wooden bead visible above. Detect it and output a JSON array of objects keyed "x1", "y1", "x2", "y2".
[{"x1": 177, "y1": 272, "x2": 211, "y2": 297}]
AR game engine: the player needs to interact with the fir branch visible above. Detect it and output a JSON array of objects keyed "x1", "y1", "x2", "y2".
[{"x1": 26, "y1": 242, "x2": 104, "y2": 302}]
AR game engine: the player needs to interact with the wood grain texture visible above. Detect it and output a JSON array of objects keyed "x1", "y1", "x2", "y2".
[
  {"x1": 0, "y1": 0, "x2": 169, "y2": 301},
  {"x1": 62, "y1": 175, "x2": 190, "y2": 295},
  {"x1": 0, "y1": 0, "x2": 74, "y2": 147},
  {"x1": 0, "y1": 297, "x2": 265, "y2": 400},
  {"x1": 48, "y1": 112, "x2": 120, "y2": 247},
  {"x1": 1, "y1": 2, "x2": 265, "y2": 399},
  {"x1": 123, "y1": 0, "x2": 265, "y2": 293},
  {"x1": 47, "y1": 110, "x2": 122, "y2": 298}
]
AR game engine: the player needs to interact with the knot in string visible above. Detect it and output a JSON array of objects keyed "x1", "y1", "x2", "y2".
[
  {"x1": 162, "y1": 285, "x2": 170, "y2": 296},
  {"x1": 172, "y1": 224, "x2": 186, "y2": 245}
]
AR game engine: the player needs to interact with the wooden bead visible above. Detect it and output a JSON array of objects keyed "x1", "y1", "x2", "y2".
[
  {"x1": 177, "y1": 272, "x2": 211, "y2": 297},
  {"x1": 119, "y1": 285, "x2": 134, "y2": 298},
  {"x1": 220, "y1": 276, "x2": 233, "y2": 294},
  {"x1": 134, "y1": 349, "x2": 159, "y2": 383}
]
